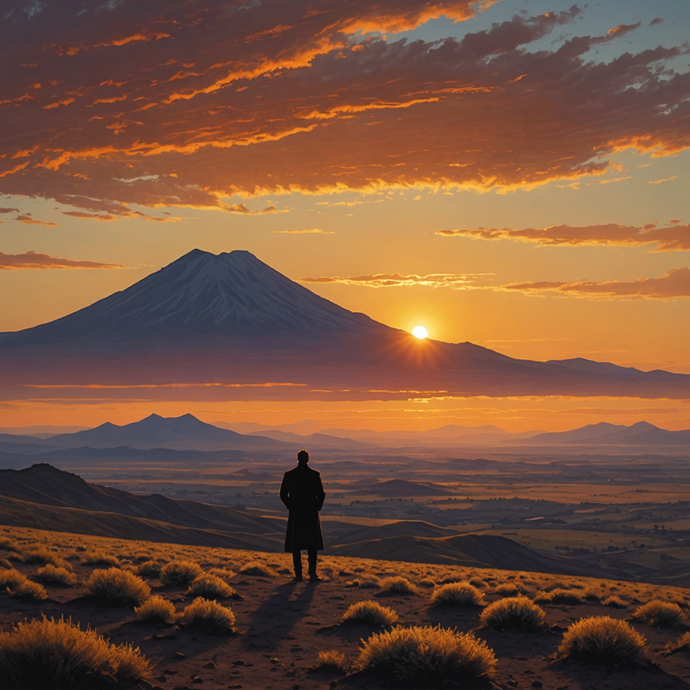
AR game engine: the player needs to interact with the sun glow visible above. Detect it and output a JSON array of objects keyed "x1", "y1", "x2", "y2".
[{"x1": 412, "y1": 325, "x2": 428, "y2": 339}]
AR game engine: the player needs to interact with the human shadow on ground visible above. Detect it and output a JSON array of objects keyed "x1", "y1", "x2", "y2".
[{"x1": 242, "y1": 582, "x2": 317, "y2": 652}]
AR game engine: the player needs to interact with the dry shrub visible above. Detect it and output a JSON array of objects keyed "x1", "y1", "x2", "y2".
[
  {"x1": 358, "y1": 625, "x2": 496, "y2": 682},
  {"x1": 314, "y1": 650, "x2": 347, "y2": 673},
  {"x1": 539, "y1": 588, "x2": 586, "y2": 605},
  {"x1": 178, "y1": 597, "x2": 236, "y2": 634},
  {"x1": 602, "y1": 595, "x2": 627, "y2": 608},
  {"x1": 84, "y1": 551, "x2": 119, "y2": 567},
  {"x1": 238, "y1": 561, "x2": 274, "y2": 577},
  {"x1": 342, "y1": 601, "x2": 399, "y2": 628},
  {"x1": 558, "y1": 616, "x2": 646, "y2": 664},
  {"x1": 632, "y1": 600, "x2": 684, "y2": 627},
  {"x1": 480, "y1": 596, "x2": 546, "y2": 631},
  {"x1": 664, "y1": 631, "x2": 690, "y2": 656},
  {"x1": 22, "y1": 546, "x2": 65, "y2": 567},
  {"x1": 417, "y1": 578, "x2": 436, "y2": 589},
  {"x1": 494, "y1": 583, "x2": 520, "y2": 597},
  {"x1": 36, "y1": 564, "x2": 77, "y2": 587},
  {"x1": 0, "y1": 559, "x2": 10, "y2": 570},
  {"x1": 134, "y1": 595, "x2": 177, "y2": 626},
  {"x1": 137, "y1": 560, "x2": 162, "y2": 578},
  {"x1": 0, "y1": 538, "x2": 19, "y2": 553},
  {"x1": 85, "y1": 568, "x2": 150, "y2": 606},
  {"x1": 431, "y1": 582, "x2": 485, "y2": 608},
  {"x1": 378, "y1": 576, "x2": 416, "y2": 596},
  {"x1": 0, "y1": 616, "x2": 150, "y2": 689},
  {"x1": 187, "y1": 574, "x2": 236, "y2": 599},
  {"x1": 0, "y1": 570, "x2": 47, "y2": 601},
  {"x1": 160, "y1": 560, "x2": 203, "y2": 586},
  {"x1": 208, "y1": 568, "x2": 236, "y2": 583}
]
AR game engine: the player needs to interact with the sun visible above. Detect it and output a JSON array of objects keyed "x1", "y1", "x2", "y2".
[{"x1": 411, "y1": 325, "x2": 428, "y2": 339}]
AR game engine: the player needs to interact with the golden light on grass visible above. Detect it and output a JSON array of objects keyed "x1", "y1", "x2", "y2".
[
  {"x1": 558, "y1": 616, "x2": 646, "y2": 664},
  {"x1": 178, "y1": 597, "x2": 236, "y2": 634},
  {"x1": 411, "y1": 325, "x2": 428, "y2": 339},
  {"x1": 85, "y1": 567, "x2": 150, "y2": 607},
  {"x1": 0, "y1": 616, "x2": 150, "y2": 688},
  {"x1": 357, "y1": 625, "x2": 497, "y2": 681},
  {"x1": 342, "y1": 600, "x2": 399, "y2": 627}
]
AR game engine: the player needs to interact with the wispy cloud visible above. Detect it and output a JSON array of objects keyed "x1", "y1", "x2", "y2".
[
  {"x1": 14, "y1": 213, "x2": 57, "y2": 226},
  {"x1": 436, "y1": 222, "x2": 690, "y2": 252},
  {"x1": 0, "y1": 251, "x2": 125, "y2": 270},
  {"x1": 504, "y1": 268, "x2": 690, "y2": 299},
  {"x1": 300, "y1": 272, "x2": 491, "y2": 288},
  {"x1": 0, "y1": 4, "x2": 686, "y2": 215}
]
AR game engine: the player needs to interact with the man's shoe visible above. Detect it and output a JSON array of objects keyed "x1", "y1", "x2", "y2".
[
  {"x1": 309, "y1": 573, "x2": 320, "y2": 582},
  {"x1": 292, "y1": 575, "x2": 303, "y2": 582}
]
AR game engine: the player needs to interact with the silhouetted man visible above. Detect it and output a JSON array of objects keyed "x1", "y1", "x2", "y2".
[{"x1": 280, "y1": 450, "x2": 325, "y2": 582}]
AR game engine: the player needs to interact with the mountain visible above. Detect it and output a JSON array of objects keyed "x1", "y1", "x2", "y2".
[
  {"x1": 2, "y1": 248, "x2": 689, "y2": 400},
  {"x1": 0, "y1": 414, "x2": 292, "y2": 452},
  {"x1": 2, "y1": 249, "x2": 384, "y2": 344},
  {"x1": 523, "y1": 421, "x2": 690, "y2": 446},
  {"x1": 45, "y1": 412, "x2": 290, "y2": 451}
]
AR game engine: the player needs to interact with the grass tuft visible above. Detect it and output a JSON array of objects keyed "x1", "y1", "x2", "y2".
[
  {"x1": 0, "y1": 616, "x2": 150, "y2": 689},
  {"x1": 342, "y1": 600, "x2": 399, "y2": 627},
  {"x1": 178, "y1": 597, "x2": 236, "y2": 634},
  {"x1": 538, "y1": 588, "x2": 586, "y2": 605},
  {"x1": 480, "y1": 596, "x2": 546, "y2": 631},
  {"x1": 0, "y1": 570, "x2": 47, "y2": 601},
  {"x1": 602, "y1": 595, "x2": 627, "y2": 608},
  {"x1": 134, "y1": 595, "x2": 177, "y2": 626},
  {"x1": 187, "y1": 574, "x2": 236, "y2": 599},
  {"x1": 664, "y1": 631, "x2": 690, "y2": 656},
  {"x1": 558, "y1": 616, "x2": 646, "y2": 664},
  {"x1": 357, "y1": 625, "x2": 496, "y2": 681},
  {"x1": 85, "y1": 567, "x2": 150, "y2": 607},
  {"x1": 632, "y1": 600, "x2": 684, "y2": 627},
  {"x1": 377, "y1": 576, "x2": 416, "y2": 596},
  {"x1": 208, "y1": 567, "x2": 236, "y2": 582},
  {"x1": 431, "y1": 582, "x2": 485, "y2": 608},
  {"x1": 238, "y1": 561, "x2": 274, "y2": 577},
  {"x1": 137, "y1": 560, "x2": 162, "y2": 578},
  {"x1": 36, "y1": 564, "x2": 77, "y2": 587},
  {"x1": 160, "y1": 560, "x2": 203, "y2": 586},
  {"x1": 314, "y1": 650, "x2": 348, "y2": 673},
  {"x1": 83, "y1": 551, "x2": 119, "y2": 567},
  {"x1": 22, "y1": 546, "x2": 65, "y2": 567}
]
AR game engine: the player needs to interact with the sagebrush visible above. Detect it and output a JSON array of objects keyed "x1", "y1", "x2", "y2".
[
  {"x1": 0, "y1": 616, "x2": 150, "y2": 689},
  {"x1": 358, "y1": 625, "x2": 496, "y2": 681},
  {"x1": 558, "y1": 616, "x2": 646, "y2": 664}
]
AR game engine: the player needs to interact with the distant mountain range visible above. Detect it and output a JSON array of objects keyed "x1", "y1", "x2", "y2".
[
  {"x1": 0, "y1": 414, "x2": 687, "y2": 456},
  {"x1": 1, "y1": 249, "x2": 689, "y2": 400}
]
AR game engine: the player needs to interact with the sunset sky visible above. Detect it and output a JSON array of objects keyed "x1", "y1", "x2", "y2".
[{"x1": 1, "y1": 0, "x2": 688, "y2": 431}]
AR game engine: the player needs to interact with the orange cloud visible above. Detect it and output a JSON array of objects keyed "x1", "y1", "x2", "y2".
[
  {"x1": 0, "y1": 3, "x2": 687, "y2": 215},
  {"x1": 0, "y1": 251, "x2": 124, "y2": 270},
  {"x1": 14, "y1": 214, "x2": 57, "y2": 226},
  {"x1": 504, "y1": 268, "x2": 690, "y2": 299},
  {"x1": 436, "y1": 222, "x2": 690, "y2": 251},
  {"x1": 300, "y1": 272, "x2": 489, "y2": 288}
]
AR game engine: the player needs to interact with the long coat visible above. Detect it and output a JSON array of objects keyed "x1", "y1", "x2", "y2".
[{"x1": 280, "y1": 464, "x2": 325, "y2": 552}]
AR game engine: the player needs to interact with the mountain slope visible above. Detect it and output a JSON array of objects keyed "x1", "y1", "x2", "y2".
[
  {"x1": 1, "y1": 249, "x2": 689, "y2": 399},
  {"x1": 2, "y1": 249, "x2": 385, "y2": 344}
]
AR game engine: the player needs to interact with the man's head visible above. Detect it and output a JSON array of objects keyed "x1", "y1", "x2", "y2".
[{"x1": 297, "y1": 450, "x2": 309, "y2": 465}]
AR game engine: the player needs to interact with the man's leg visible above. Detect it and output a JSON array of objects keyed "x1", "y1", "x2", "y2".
[
  {"x1": 307, "y1": 548, "x2": 318, "y2": 580},
  {"x1": 292, "y1": 550, "x2": 303, "y2": 580}
]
